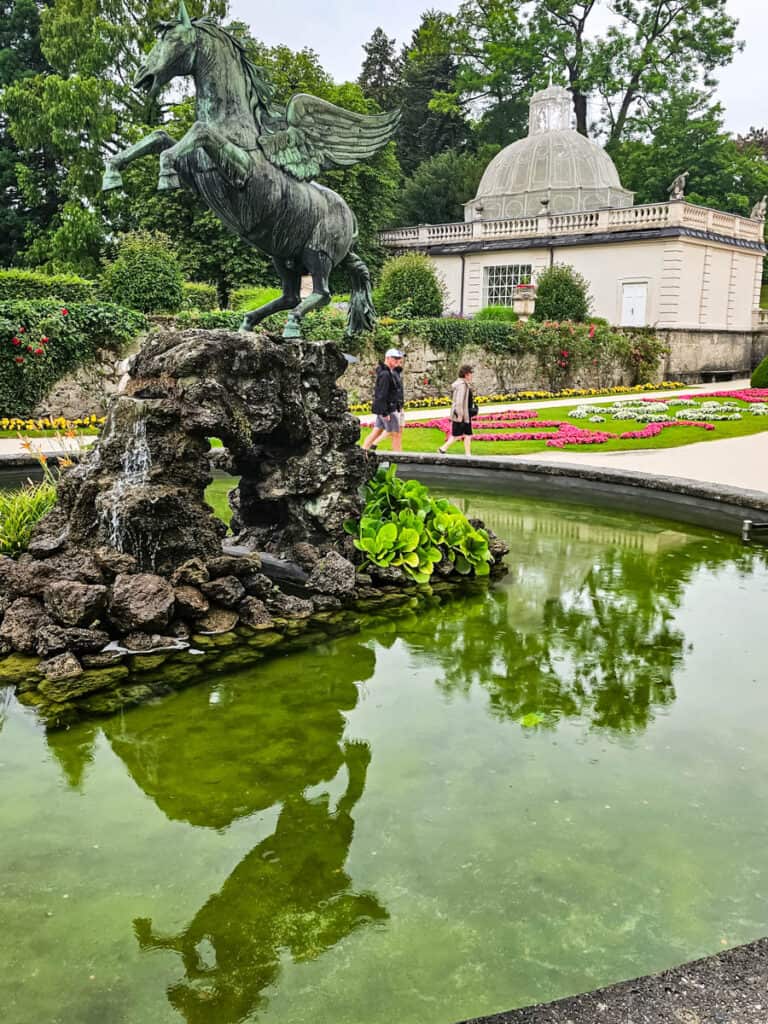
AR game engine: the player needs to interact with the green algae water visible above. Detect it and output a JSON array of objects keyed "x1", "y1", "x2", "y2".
[{"x1": 3, "y1": 491, "x2": 768, "y2": 1024}]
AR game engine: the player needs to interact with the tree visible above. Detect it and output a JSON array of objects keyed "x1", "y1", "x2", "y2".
[
  {"x1": 589, "y1": 0, "x2": 740, "y2": 146},
  {"x1": 358, "y1": 27, "x2": 400, "y2": 111},
  {"x1": 1, "y1": 0, "x2": 226, "y2": 274},
  {"x1": 611, "y1": 91, "x2": 768, "y2": 216},
  {"x1": 0, "y1": 0, "x2": 59, "y2": 266},
  {"x1": 397, "y1": 11, "x2": 472, "y2": 175},
  {"x1": 394, "y1": 146, "x2": 500, "y2": 226},
  {"x1": 440, "y1": 0, "x2": 740, "y2": 147}
]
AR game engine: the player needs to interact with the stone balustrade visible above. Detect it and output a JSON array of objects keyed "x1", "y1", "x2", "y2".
[{"x1": 380, "y1": 201, "x2": 764, "y2": 249}]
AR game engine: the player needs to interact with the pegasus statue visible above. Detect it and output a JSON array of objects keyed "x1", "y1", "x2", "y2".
[{"x1": 102, "y1": 2, "x2": 400, "y2": 339}]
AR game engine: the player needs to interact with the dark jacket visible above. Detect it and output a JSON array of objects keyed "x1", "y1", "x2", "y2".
[{"x1": 372, "y1": 364, "x2": 402, "y2": 415}]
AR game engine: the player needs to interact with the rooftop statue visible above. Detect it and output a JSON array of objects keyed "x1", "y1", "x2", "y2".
[
  {"x1": 668, "y1": 170, "x2": 689, "y2": 201},
  {"x1": 102, "y1": 1, "x2": 400, "y2": 339},
  {"x1": 751, "y1": 195, "x2": 767, "y2": 221}
]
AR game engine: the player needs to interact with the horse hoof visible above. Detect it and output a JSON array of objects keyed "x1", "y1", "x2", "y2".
[
  {"x1": 158, "y1": 172, "x2": 181, "y2": 191},
  {"x1": 282, "y1": 320, "x2": 303, "y2": 340}
]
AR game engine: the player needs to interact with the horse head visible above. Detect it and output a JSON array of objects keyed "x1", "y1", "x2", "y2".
[{"x1": 134, "y1": 0, "x2": 197, "y2": 100}]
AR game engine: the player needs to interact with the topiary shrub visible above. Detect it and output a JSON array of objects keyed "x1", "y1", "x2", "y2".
[
  {"x1": 474, "y1": 305, "x2": 518, "y2": 323},
  {"x1": 534, "y1": 264, "x2": 591, "y2": 323},
  {"x1": 182, "y1": 282, "x2": 218, "y2": 311},
  {"x1": 376, "y1": 254, "x2": 443, "y2": 318},
  {"x1": 0, "y1": 269, "x2": 97, "y2": 304},
  {"x1": 100, "y1": 232, "x2": 185, "y2": 313},
  {"x1": 751, "y1": 354, "x2": 768, "y2": 388}
]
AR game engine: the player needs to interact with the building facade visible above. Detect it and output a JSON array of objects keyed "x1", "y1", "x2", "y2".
[{"x1": 382, "y1": 86, "x2": 766, "y2": 332}]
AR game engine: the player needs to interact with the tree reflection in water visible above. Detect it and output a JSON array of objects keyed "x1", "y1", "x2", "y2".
[
  {"x1": 98, "y1": 642, "x2": 386, "y2": 1024},
  {"x1": 414, "y1": 499, "x2": 763, "y2": 734}
]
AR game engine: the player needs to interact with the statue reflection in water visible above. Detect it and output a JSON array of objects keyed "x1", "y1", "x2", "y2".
[{"x1": 101, "y1": 641, "x2": 387, "y2": 1023}]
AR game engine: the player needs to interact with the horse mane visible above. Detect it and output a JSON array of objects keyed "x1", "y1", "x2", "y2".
[{"x1": 191, "y1": 18, "x2": 283, "y2": 131}]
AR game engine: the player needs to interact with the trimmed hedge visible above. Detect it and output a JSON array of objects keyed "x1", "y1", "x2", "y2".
[
  {"x1": 0, "y1": 300, "x2": 147, "y2": 415},
  {"x1": 752, "y1": 354, "x2": 768, "y2": 388},
  {"x1": 534, "y1": 264, "x2": 591, "y2": 323},
  {"x1": 0, "y1": 269, "x2": 98, "y2": 304},
  {"x1": 182, "y1": 282, "x2": 218, "y2": 311}
]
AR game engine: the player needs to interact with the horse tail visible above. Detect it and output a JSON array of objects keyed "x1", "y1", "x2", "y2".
[{"x1": 343, "y1": 251, "x2": 376, "y2": 337}]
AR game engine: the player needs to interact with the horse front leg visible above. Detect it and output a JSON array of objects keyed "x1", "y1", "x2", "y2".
[
  {"x1": 158, "y1": 121, "x2": 251, "y2": 191},
  {"x1": 101, "y1": 130, "x2": 177, "y2": 192},
  {"x1": 283, "y1": 249, "x2": 333, "y2": 340}
]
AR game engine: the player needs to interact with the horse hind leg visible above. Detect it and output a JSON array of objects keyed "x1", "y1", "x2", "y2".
[
  {"x1": 240, "y1": 257, "x2": 301, "y2": 333},
  {"x1": 283, "y1": 250, "x2": 333, "y2": 340}
]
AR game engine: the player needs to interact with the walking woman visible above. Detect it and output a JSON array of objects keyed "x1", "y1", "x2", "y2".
[{"x1": 439, "y1": 365, "x2": 476, "y2": 456}]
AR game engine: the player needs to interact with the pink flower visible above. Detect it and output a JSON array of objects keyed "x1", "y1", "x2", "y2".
[
  {"x1": 40, "y1": 336, "x2": 49, "y2": 344},
  {"x1": 34, "y1": 347, "x2": 44, "y2": 355},
  {"x1": 588, "y1": 324, "x2": 596, "y2": 339},
  {"x1": 61, "y1": 308, "x2": 69, "y2": 316}
]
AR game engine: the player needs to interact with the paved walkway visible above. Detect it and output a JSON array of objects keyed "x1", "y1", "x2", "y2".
[{"x1": 524, "y1": 431, "x2": 768, "y2": 494}]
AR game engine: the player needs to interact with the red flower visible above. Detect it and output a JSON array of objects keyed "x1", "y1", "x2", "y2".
[
  {"x1": 11, "y1": 337, "x2": 21, "y2": 347},
  {"x1": 34, "y1": 347, "x2": 44, "y2": 355},
  {"x1": 61, "y1": 308, "x2": 69, "y2": 316},
  {"x1": 14, "y1": 356, "x2": 24, "y2": 364},
  {"x1": 18, "y1": 327, "x2": 25, "y2": 334},
  {"x1": 26, "y1": 345, "x2": 34, "y2": 352},
  {"x1": 40, "y1": 335, "x2": 49, "y2": 344},
  {"x1": 588, "y1": 323, "x2": 596, "y2": 338}
]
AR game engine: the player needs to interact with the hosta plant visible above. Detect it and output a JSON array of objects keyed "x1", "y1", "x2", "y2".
[{"x1": 346, "y1": 464, "x2": 493, "y2": 583}]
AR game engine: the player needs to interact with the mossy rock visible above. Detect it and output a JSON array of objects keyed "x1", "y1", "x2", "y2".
[
  {"x1": 39, "y1": 664, "x2": 130, "y2": 702},
  {"x1": 246, "y1": 630, "x2": 284, "y2": 649},
  {"x1": 128, "y1": 653, "x2": 170, "y2": 674},
  {"x1": 191, "y1": 631, "x2": 239, "y2": 649},
  {"x1": 0, "y1": 654, "x2": 43, "y2": 689}
]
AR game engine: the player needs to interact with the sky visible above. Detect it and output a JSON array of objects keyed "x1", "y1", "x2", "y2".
[{"x1": 229, "y1": 0, "x2": 765, "y2": 136}]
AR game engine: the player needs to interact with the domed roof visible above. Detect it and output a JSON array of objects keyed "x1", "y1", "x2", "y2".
[{"x1": 466, "y1": 85, "x2": 633, "y2": 221}]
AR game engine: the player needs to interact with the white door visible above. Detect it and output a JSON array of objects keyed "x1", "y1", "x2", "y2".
[{"x1": 621, "y1": 283, "x2": 648, "y2": 327}]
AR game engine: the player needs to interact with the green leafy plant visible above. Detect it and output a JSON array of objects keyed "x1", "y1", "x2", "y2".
[
  {"x1": 100, "y1": 231, "x2": 185, "y2": 313},
  {"x1": 751, "y1": 354, "x2": 768, "y2": 388},
  {"x1": 0, "y1": 480, "x2": 57, "y2": 556},
  {"x1": 345, "y1": 464, "x2": 492, "y2": 583},
  {"x1": 534, "y1": 264, "x2": 591, "y2": 323},
  {"x1": 375, "y1": 254, "x2": 444, "y2": 318}
]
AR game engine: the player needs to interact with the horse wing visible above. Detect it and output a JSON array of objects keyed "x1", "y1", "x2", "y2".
[{"x1": 258, "y1": 94, "x2": 400, "y2": 181}]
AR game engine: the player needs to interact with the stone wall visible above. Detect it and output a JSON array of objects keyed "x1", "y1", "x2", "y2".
[
  {"x1": 32, "y1": 336, "x2": 145, "y2": 421},
  {"x1": 657, "y1": 329, "x2": 767, "y2": 383}
]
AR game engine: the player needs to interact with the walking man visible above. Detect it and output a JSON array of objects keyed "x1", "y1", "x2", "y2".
[{"x1": 362, "y1": 348, "x2": 405, "y2": 451}]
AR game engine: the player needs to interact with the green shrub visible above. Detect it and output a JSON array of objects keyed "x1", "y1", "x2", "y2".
[
  {"x1": 345, "y1": 464, "x2": 492, "y2": 583},
  {"x1": 752, "y1": 355, "x2": 768, "y2": 388},
  {"x1": 182, "y1": 282, "x2": 218, "y2": 311},
  {"x1": 100, "y1": 232, "x2": 185, "y2": 313},
  {"x1": 0, "y1": 300, "x2": 146, "y2": 415},
  {"x1": 0, "y1": 269, "x2": 97, "y2": 304},
  {"x1": 474, "y1": 305, "x2": 519, "y2": 323},
  {"x1": 376, "y1": 254, "x2": 444, "y2": 318},
  {"x1": 534, "y1": 264, "x2": 591, "y2": 323},
  {"x1": 0, "y1": 478, "x2": 58, "y2": 556}
]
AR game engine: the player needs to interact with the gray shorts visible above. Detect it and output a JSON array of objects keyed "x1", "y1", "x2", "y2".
[{"x1": 375, "y1": 412, "x2": 404, "y2": 433}]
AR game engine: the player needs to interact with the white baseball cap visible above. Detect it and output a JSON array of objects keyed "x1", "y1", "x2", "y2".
[{"x1": 385, "y1": 348, "x2": 404, "y2": 358}]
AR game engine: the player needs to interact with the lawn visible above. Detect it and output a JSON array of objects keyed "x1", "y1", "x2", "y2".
[{"x1": 362, "y1": 395, "x2": 768, "y2": 456}]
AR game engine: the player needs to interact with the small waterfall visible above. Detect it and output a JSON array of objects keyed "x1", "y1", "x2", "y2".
[{"x1": 102, "y1": 409, "x2": 153, "y2": 554}]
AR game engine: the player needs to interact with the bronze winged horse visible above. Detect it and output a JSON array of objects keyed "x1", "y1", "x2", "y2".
[{"x1": 102, "y1": 1, "x2": 400, "y2": 339}]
